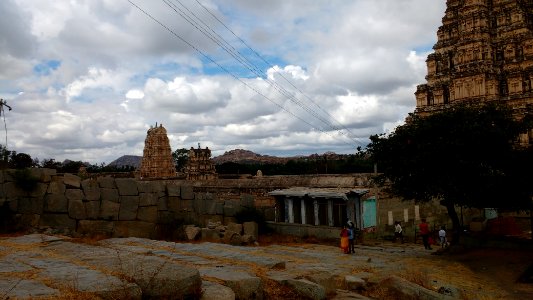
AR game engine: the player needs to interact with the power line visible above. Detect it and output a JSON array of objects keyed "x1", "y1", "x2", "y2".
[
  {"x1": 165, "y1": 0, "x2": 361, "y2": 146},
  {"x1": 129, "y1": 0, "x2": 358, "y2": 147},
  {"x1": 128, "y1": 0, "x2": 351, "y2": 145},
  {"x1": 192, "y1": 0, "x2": 363, "y2": 146}
]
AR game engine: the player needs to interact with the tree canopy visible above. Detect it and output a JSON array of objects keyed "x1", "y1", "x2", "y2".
[
  {"x1": 172, "y1": 148, "x2": 189, "y2": 172},
  {"x1": 366, "y1": 103, "x2": 533, "y2": 241}
]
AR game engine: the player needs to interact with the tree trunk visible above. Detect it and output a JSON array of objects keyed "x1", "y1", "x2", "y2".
[{"x1": 444, "y1": 200, "x2": 462, "y2": 245}]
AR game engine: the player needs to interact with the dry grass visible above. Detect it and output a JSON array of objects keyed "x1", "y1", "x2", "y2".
[
  {"x1": 69, "y1": 233, "x2": 110, "y2": 246},
  {"x1": 398, "y1": 268, "x2": 432, "y2": 289}
]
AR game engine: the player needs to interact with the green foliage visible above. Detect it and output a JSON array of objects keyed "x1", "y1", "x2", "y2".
[
  {"x1": 60, "y1": 160, "x2": 87, "y2": 173},
  {"x1": 11, "y1": 153, "x2": 34, "y2": 169},
  {"x1": 11, "y1": 168, "x2": 39, "y2": 191},
  {"x1": 40, "y1": 158, "x2": 62, "y2": 169},
  {"x1": 172, "y1": 148, "x2": 189, "y2": 172},
  {"x1": 215, "y1": 154, "x2": 373, "y2": 175},
  {"x1": 366, "y1": 102, "x2": 533, "y2": 210},
  {"x1": 0, "y1": 146, "x2": 36, "y2": 169}
]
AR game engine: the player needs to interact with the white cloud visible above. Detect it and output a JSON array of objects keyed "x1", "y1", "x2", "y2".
[
  {"x1": 0, "y1": 0, "x2": 446, "y2": 163},
  {"x1": 125, "y1": 89, "x2": 144, "y2": 99}
]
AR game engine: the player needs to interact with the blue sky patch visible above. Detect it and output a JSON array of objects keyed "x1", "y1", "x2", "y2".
[{"x1": 33, "y1": 60, "x2": 61, "y2": 76}]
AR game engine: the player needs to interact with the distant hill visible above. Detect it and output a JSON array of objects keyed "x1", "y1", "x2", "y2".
[
  {"x1": 107, "y1": 149, "x2": 346, "y2": 168},
  {"x1": 107, "y1": 155, "x2": 142, "y2": 169},
  {"x1": 211, "y1": 149, "x2": 292, "y2": 165}
]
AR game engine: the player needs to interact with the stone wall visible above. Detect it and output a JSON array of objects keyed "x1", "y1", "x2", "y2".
[
  {"x1": 0, "y1": 169, "x2": 265, "y2": 238},
  {"x1": 2, "y1": 168, "x2": 490, "y2": 240},
  {"x1": 0, "y1": 169, "x2": 377, "y2": 239}
]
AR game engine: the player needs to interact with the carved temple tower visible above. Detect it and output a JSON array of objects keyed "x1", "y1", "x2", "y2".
[
  {"x1": 415, "y1": 0, "x2": 533, "y2": 143},
  {"x1": 184, "y1": 144, "x2": 217, "y2": 181},
  {"x1": 139, "y1": 123, "x2": 177, "y2": 179}
]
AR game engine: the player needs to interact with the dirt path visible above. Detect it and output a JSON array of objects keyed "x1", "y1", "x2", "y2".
[
  {"x1": 445, "y1": 248, "x2": 533, "y2": 299},
  {"x1": 351, "y1": 241, "x2": 533, "y2": 299}
]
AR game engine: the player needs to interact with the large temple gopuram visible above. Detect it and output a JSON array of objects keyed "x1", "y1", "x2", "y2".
[
  {"x1": 139, "y1": 123, "x2": 177, "y2": 179},
  {"x1": 415, "y1": 0, "x2": 533, "y2": 143}
]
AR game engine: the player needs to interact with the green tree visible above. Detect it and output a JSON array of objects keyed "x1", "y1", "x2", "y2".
[
  {"x1": 40, "y1": 158, "x2": 62, "y2": 169},
  {"x1": 172, "y1": 148, "x2": 189, "y2": 172},
  {"x1": 0, "y1": 145, "x2": 11, "y2": 169},
  {"x1": 60, "y1": 160, "x2": 86, "y2": 173},
  {"x1": 366, "y1": 103, "x2": 533, "y2": 244},
  {"x1": 11, "y1": 153, "x2": 34, "y2": 169}
]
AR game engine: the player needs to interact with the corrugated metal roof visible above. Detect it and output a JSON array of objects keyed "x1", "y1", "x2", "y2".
[{"x1": 268, "y1": 187, "x2": 369, "y2": 200}]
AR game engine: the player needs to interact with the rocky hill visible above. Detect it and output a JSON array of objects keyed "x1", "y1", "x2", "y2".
[
  {"x1": 107, "y1": 155, "x2": 142, "y2": 168},
  {"x1": 211, "y1": 149, "x2": 292, "y2": 164},
  {"x1": 106, "y1": 150, "x2": 344, "y2": 168}
]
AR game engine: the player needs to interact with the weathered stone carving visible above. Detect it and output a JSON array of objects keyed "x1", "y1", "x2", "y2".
[
  {"x1": 138, "y1": 123, "x2": 177, "y2": 179},
  {"x1": 415, "y1": 0, "x2": 533, "y2": 143}
]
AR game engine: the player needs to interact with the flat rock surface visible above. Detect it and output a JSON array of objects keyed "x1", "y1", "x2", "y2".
[{"x1": 0, "y1": 234, "x2": 532, "y2": 299}]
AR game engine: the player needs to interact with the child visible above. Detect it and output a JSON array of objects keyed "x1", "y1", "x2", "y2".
[
  {"x1": 439, "y1": 226, "x2": 447, "y2": 248},
  {"x1": 340, "y1": 226, "x2": 349, "y2": 254},
  {"x1": 394, "y1": 221, "x2": 404, "y2": 243}
]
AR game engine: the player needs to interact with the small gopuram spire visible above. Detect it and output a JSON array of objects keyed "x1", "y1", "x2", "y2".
[
  {"x1": 139, "y1": 123, "x2": 177, "y2": 179},
  {"x1": 184, "y1": 145, "x2": 217, "y2": 181}
]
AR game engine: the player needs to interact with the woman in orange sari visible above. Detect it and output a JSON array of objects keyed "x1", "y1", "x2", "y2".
[{"x1": 340, "y1": 226, "x2": 349, "y2": 254}]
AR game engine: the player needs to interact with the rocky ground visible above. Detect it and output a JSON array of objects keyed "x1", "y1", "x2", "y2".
[{"x1": 0, "y1": 233, "x2": 532, "y2": 299}]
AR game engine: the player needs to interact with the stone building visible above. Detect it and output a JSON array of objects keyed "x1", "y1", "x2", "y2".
[
  {"x1": 138, "y1": 123, "x2": 177, "y2": 179},
  {"x1": 184, "y1": 145, "x2": 217, "y2": 181},
  {"x1": 269, "y1": 188, "x2": 369, "y2": 229},
  {"x1": 415, "y1": 0, "x2": 533, "y2": 143}
]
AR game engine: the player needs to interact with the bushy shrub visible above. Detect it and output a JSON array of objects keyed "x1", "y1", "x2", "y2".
[
  {"x1": 11, "y1": 168, "x2": 39, "y2": 191},
  {"x1": 235, "y1": 207, "x2": 270, "y2": 234},
  {"x1": 156, "y1": 215, "x2": 196, "y2": 241}
]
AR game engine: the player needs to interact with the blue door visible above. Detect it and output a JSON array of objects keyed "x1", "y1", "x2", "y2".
[{"x1": 362, "y1": 197, "x2": 376, "y2": 228}]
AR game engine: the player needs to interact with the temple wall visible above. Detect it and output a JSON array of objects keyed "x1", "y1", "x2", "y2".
[
  {"x1": 1, "y1": 168, "x2": 497, "y2": 240},
  {"x1": 0, "y1": 169, "x2": 378, "y2": 238}
]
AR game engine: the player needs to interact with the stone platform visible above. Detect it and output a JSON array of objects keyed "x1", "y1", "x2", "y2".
[{"x1": 1, "y1": 234, "x2": 526, "y2": 299}]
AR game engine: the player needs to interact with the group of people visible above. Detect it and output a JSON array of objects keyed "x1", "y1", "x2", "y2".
[
  {"x1": 340, "y1": 218, "x2": 448, "y2": 253},
  {"x1": 418, "y1": 218, "x2": 448, "y2": 249},
  {"x1": 340, "y1": 220, "x2": 356, "y2": 254}
]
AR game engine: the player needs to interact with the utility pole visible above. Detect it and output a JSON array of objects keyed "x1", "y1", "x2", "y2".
[{"x1": 0, "y1": 98, "x2": 12, "y2": 150}]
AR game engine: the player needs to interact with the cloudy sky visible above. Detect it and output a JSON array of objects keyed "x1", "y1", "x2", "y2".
[{"x1": 0, "y1": 0, "x2": 446, "y2": 164}]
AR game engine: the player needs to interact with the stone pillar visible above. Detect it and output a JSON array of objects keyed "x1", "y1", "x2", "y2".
[
  {"x1": 286, "y1": 198, "x2": 294, "y2": 223},
  {"x1": 347, "y1": 198, "x2": 355, "y2": 224},
  {"x1": 328, "y1": 200, "x2": 333, "y2": 227},
  {"x1": 284, "y1": 198, "x2": 289, "y2": 223},
  {"x1": 314, "y1": 199, "x2": 319, "y2": 226},
  {"x1": 300, "y1": 198, "x2": 306, "y2": 225},
  {"x1": 355, "y1": 197, "x2": 362, "y2": 229}
]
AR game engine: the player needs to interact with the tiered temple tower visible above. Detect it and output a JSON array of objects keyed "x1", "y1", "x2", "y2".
[
  {"x1": 415, "y1": 0, "x2": 533, "y2": 143},
  {"x1": 184, "y1": 144, "x2": 217, "y2": 181},
  {"x1": 139, "y1": 123, "x2": 177, "y2": 179}
]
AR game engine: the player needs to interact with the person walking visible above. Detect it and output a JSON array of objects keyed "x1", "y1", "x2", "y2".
[
  {"x1": 394, "y1": 221, "x2": 404, "y2": 243},
  {"x1": 340, "y1": 225, "x2": 349, "y2": 254},
  {"x1": 439, "y1": 226, "x2": 447, "y2": 248},
  {"x1": 419, "y1": 218, "x2": 432, "y2": 250},
  {"x1": 347, "y1": 220, "x2": 356, "y2": 253}
]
